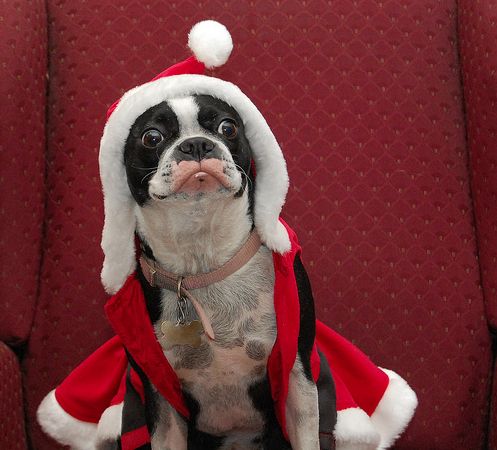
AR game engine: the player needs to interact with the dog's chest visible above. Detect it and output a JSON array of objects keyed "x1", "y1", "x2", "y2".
[{"x1": 154, "y1": 247, "x2": 276, "y2": 436}]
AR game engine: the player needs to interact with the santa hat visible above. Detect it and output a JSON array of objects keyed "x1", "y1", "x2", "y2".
[{"x1": 99, "y1": 20, "x2": 291, "y2": 294}]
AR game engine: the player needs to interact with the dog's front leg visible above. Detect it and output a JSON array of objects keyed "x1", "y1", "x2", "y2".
[
  {"x1": 150, "y1": 397, "x2": 188, "y2": 450},
  {"x1": 285, "y1": 356, "x2": 320, "y2": 450},
  {"x1": 286, "y1": 253, "x2": 329, "y2": 450}
]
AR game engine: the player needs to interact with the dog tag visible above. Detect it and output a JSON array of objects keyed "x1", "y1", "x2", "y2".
[{"x1": 160, "y1": 320, "x2": 204, "y2": 350}]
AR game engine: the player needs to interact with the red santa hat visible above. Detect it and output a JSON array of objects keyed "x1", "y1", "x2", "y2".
[{"x1": 99, "y1": 20, "x2": 291, "y2": 294}]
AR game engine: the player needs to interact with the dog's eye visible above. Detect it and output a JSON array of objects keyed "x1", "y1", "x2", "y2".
[
  {"x1": 218, "y1": 120, "x2": 238, "y2": 140},
  {"x1": 141, "y1": 129, "x2": 164, "y2": 148}
]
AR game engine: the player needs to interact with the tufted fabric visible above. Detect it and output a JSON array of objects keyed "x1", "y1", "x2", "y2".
[
  {"x1": 0, "y1": 0, "x2": 47, "y2": 344},
  {"x1": 0, "y1": 342, "x2": 28, "y2": 449},
  {"x1": 12, "y1": 1, "x2": 493, "y2": 449},
  {"x1": 458, "y1": 0, "x2": 497, "y2": 329}
]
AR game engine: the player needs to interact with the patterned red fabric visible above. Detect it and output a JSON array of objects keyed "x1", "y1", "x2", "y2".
[
  {"x1": 0, "y1": 0, "x2": 47, "y2": 344},
  {"x1": 0, "y1": 342, "x2": 28, "y2": 449},
  {"x1": 458, "y1": 1, "x2": 497, "y2": 328},
  {"x1": 23, "y1": 1, "x2": 493, "y2": 449}
]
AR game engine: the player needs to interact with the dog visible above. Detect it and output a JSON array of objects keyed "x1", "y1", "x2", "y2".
[
  {"x1": 37, "y1": 21, "x2": 417, "y2": 450},
  {"x1": 90, "y1": 94, "x2": 336, "y2": 450}
]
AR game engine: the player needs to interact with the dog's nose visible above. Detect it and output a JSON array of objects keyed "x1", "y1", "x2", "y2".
[{"x1": 178, "y1": 137, "x2": 215, "y2": 160}]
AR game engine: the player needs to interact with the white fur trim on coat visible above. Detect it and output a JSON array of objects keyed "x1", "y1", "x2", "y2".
[
  {"x1": 335, "y1": 407, "x2": 381, "y2": 450},
  {"x1": 37, "y1": 390, "x2": 97, "y2": 450},
  {"x1": 100, "y1": 74, "x2": 290, "y2": 294},
  {"x1": 334, "y1": 369, "x2": 417, "y2": 450},
  {"x1": 370, "y1": 368, "x2": 418, "y2": 449},
  {"x1": 96, "y1": 403, "x2": 123, "y2": 442},
  {"x1": 188, "y1": 20, "x2": 233, "y2": 68}
]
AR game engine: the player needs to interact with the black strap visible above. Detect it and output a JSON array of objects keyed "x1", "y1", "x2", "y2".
[{"x1": 119, "y1": 364, "x2": 152, "y2": 450}]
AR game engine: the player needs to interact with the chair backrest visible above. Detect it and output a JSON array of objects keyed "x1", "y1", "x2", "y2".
[
  {"x1": 0, "y1": 0, "x2": 47, "y2": 346},
  {"x1": 19, "y1": 1, "x2": 492, "y2": 449}
]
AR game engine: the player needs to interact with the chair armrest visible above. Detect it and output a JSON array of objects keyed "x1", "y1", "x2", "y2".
[
  {"x1": 0, "y1": 341, "x2": 28, "y2": 449},
  {"x1": 489, "y1": 367, "x2": 497, "y2": 449},
  {"x1": 459, "y1": 0, "x2": 497, "y2": 328}
]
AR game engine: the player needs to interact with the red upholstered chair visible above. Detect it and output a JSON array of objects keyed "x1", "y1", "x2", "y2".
[{"x1": 1, "y1": 1, "x2": 496, "y2": 448}]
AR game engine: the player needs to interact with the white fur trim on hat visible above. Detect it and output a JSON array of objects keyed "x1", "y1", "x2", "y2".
[
  {"x1": 188, "y1": 20, "x2": 233, "y2": 68},
  {"x1": 370, "y1": 368, "x2": 418, "y2": 449},
  {"x1": 37, "y1": 390, "x2": 97, "y2": 450},
  {"x1": 100, "y1": 74, "x2": 290, "y2": 294}
]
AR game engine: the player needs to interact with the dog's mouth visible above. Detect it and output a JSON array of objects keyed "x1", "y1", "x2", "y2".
[{"x1": 152, "y1": 159, "x2": 233, "y2": 200}]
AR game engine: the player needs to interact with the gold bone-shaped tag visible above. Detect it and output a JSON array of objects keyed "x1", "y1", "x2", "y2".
[{"x1": 160, "y1": 320, "x2": 204, "y2": 350}]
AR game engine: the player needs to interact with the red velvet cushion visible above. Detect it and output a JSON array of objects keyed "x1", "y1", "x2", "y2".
[
  {"x1": 0, "y1": 342, "x2": 28, "y2": 449},
  {"x1": 25, "y1": 1, "x2": 492, "y2": 449},
  {"x1": 0, "y1": 0, "x2": 47, "y2": 344},
  {"x1": 459, "y1": 0, "x2": 497, "y2": 327}
]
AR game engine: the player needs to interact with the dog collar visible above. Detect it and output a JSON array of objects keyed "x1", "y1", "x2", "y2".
[{"x1": 139, "y1": 230, "x2": 262, "y2": 341}]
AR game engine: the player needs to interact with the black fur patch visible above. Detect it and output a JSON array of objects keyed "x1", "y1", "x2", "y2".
[
  {"x1": 194, "y1": 95, "x2": 255, "y2": 207},
  {"x1": 317, "y1": 351, "x2": 337, "y2": 449},
  {"x1": 195, "y1": 96, "x2": 252, "y2": 179},
  {"x1": 124, "y1": 101, "x2": 180, "y2": 206},
  {"x1": 135, "y1": 256, "x2": 162, "y2": 325},
  {"x1": 95, "y1": 439, "x2": 120, "y2": 450},
  {"x1": 248, "y1": 377, "x2": 291, "y2": 450},
  {"x1": 127, "y1": 354, "x2": 160, "y2": 440},
  {"x1": 182, "y1": 389, "x2": 225, "y2": 450},
  {"x1": 293, "y1": 253, "x2": 316, "y2": 381}
]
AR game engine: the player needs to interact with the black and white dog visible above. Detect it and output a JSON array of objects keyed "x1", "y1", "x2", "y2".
[
  {"x1": 94, "y1": 93, "x2": 335, "y2": 450},
  {"x1": 38, "y1": 21, "x2": 417, "y2": 450}
]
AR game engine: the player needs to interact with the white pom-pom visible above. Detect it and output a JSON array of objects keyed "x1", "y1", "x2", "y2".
[{"x1": 188, "y1": 20, "x2": 233, "y2": 69}]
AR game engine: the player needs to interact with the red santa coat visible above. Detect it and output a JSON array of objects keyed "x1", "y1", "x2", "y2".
[{"x1": 50, "y1": 223, "x2": 417, "y2": 449}]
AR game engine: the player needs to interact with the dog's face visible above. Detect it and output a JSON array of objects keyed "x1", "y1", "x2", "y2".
[{"x1": 124, "y1": 94, "x2": 253, "y2": 207}]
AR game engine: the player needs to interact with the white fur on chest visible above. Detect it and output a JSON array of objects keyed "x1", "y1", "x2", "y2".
[{"x1": 156, "y1": 246, "x2": 276, "y2": 436}]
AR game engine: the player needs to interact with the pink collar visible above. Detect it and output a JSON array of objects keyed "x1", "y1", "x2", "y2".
[{"x1": 138, "y1": 230, "x2": 262, "y2": 340}]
